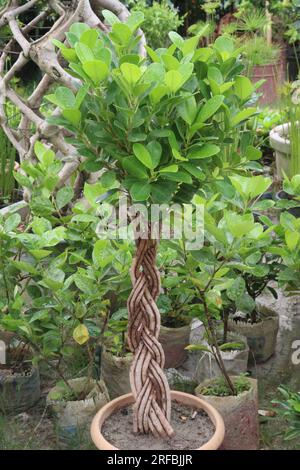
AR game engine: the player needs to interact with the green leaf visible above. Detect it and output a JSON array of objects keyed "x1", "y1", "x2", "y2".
[
  {"x1": 159, "y1": 164, "x2": 178, "y2": 173},
  {"x1": 31, "y1": 217, "x2": 52, "y2": 235},
  {"x1": 236, "y1": 293, "x2": 256, "y2": 314},
  {"x1": 168, "y1": 31, "x2": 184, "y2": 49},
  {"x1": 285, "y1": 230, "x2": 300, "y2": 251},
  {"x1": 177, "y1": 94, "x2": 197, "y2": 125},
  {"x1": 4, "y1": 213, "x2": 21, "y2": 232},
  {"x1": 130, "y1": 182, "x2": 151, "y2": 201},
  {"x1": 79, "y1": 29, "x2": 99, "y2": 48},
  {"x1": 245, "y1": 145, "x2": 262, "y2": 161},
  {"x1": 101, "y1": 171, "x2": 118, "y2": 188},
  {"x1": 231, "y1": 108, "x2": 256, "y2": 126},
  {"x1": 92, "y1": 239, "x2": 110, "y2": 267},
  {"x1": 122, "y1": 156, "x2": 148, "y2": 178},
  {"x1": 102, "y1": 9, "x2": 121, "y2": 26},
  {"x1": 147, "y1": 141, "x2": 162, "y2": 168},
  {"x1": 83, "y1": 182, "x2": 106, "y2": 208},
  {"x1": 185, "y1": 344, "x2": 211, "y2": 353},
  {"x1": 120, "y1": 63, "x2": 142, "y2": 85},
  {"x1": 234, "y1": 76, "x2": 254, "y2": 101},
  {"x1": 197, "y1": 95, "x2": 224, "y2": 123},
  {"x1": 165, "y1": 70, "x2": 183, "y2": 93},
  {"x1": 151, "y1": 181, "x2": 177, "y2": 203},
  {"x1": 133, "y1": 143, "x2": 154, "y2": 169},
  {"x1": 74, "y1": 274, "x2": 96, "y2": 295},
  {"x1": 82, "y1": 60, "x2": 109, "y2": 84},
  {"x1": 29, "y1": 249, "x2": 51, "y2": 260},
  {"x1": 41, "y1": 227, "x2": 66, "y2": 247},
  {"x1": 34, "y1": 141, "x2": 55, "y2": 167},
  {"x1": 227, "y1": 277, "x2": 245, "y2": 301},
  {"x1": 214, "y1": 36, "x2": 234, "y2": 55},
  {"x1": 55, "y1": 87, "x2": 76, "y2": 109},
  {"x1": 161, "y1": 170, "x2": 192, "y2": 184},
  {"x1": 12, "y1": 260, "x2": 38, "y2": 275},
  {"x1": 62, "y1": 108, "x2": 81, "y2": 126},
  {"x1": 75, "y1": 43, "x2": 94, "y2": 63},
  {"x1": 219, "y1": 342, "x2": 245, "y2": 351},
  {"x1": 13, "y1": 172, "x2": 32, "y2": 188},
  {"x1": 111, "y1": 23, "x2": 132, "y2": 45},
  {"x1": 56, "y1": 187, "x2": 74, "y2": 209},
  {"x1": 188, "y1": 144, "x2": 220, "y2": 159}
]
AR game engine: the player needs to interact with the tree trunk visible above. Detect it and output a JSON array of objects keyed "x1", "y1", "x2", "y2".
[{"x1": 127, "y1": 236, "x2": 174, "y2": 438}]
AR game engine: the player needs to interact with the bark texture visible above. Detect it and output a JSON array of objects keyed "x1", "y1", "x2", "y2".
[{"x1": 128, "y1": 236, "x2": 174, "y2": 438}]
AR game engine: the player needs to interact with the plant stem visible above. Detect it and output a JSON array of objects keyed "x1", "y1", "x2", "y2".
[{"x1": 198, "y1": 289, "x2": 236, "y2": 395}]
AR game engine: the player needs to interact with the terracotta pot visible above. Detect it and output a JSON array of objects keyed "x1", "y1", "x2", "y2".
[
  {"x1": 195, "y1": 376, "x2": 259, "y2": 450},
  {"x1": 90, "y1": 391, "x2": 225, "y2": 450},
  {"x1": 228, "y1": 304, "x2": 279, "y2": 364},
  {"x1": 195, "y1": 331, "x2": 249, "y2": 383},
  {"x1": 101, "y1": 348, "x2": 133, "y2": 399},
  {"x1": 159, "y1": 324, "x2": 191, "y2": 369},
  {"x1": 46, "y1": 377, "x2": 109, "y2": 437},
  {"x1": 250, "y1": 60, "x2": 285, "y2": 106}
]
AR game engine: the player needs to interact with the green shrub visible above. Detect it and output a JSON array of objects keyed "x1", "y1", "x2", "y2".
[{"x1": 129, "y1": 0, "x2": 183, "y2": 49}]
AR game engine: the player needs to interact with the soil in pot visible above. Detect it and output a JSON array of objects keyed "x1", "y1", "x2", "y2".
[
  {"x1": 102, "y1": 401, "x2": 214, "y2": 450},
  {"x1": 195, "y1": 331, "x2": 249, "y2": 383},
  {"x1": 228, "y1": 303, "x2": 279, "y2": 364},
  {"x1": 101, "y1": 347, "x2": 132, "y2": 399},
  {"x1": 195, "y1": 376, "x2": 259, "y2": 450}
]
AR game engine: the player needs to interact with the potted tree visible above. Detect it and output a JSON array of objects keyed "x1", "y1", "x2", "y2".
[
  {"x1": 46, "y1": 11, "x2": 262, "y2": 449},
  {"x1": 0, "y1": 211, "x2": 41, "y2": 413},
  {"x1": 184, "y1": 175, "x2": 279, "y2": 449},
  {"x1": 222, "y1": 174, "x2": 281, "y2": 363},
  {"x1": 0, "y1": 147, "x2": 117, "y2": 434}
]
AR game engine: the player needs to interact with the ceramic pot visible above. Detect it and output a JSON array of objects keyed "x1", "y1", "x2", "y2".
[{"x1": 90, "y1": 391, "x2": 225, "y2": 450}]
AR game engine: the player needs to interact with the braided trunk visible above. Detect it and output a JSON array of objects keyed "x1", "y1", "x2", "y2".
[{"x1": 127, "y1": 236, "x2": 174, "y2": 438}]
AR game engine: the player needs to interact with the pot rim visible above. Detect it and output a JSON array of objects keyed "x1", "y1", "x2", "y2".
[
  {"x1": 90, "y1": 391, "x2": 225, "y2": 451},
  {"x1": 270, "y1": 123, "x2": 292, "y2": 153}
]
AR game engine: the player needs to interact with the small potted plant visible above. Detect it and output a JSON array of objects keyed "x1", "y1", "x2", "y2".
[
  {"x1": 195, "y1": 374, "x2": 259, "y2": 450},
  {"x1": 48, "y1": 11, "x2": 262, "y2": 449}
]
